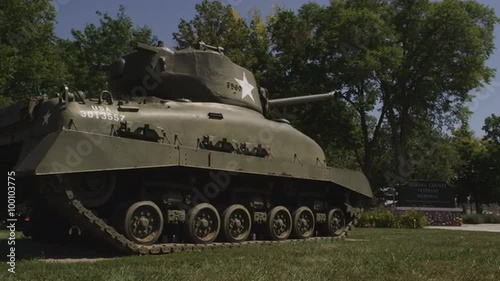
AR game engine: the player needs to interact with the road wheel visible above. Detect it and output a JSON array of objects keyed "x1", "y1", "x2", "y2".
[
  {"x1": 326, "y1": 208, "x2": 346, "y2": 237},
  {"x1": 185, "y1": 203, "x2": 220, "y2": 244},
  {"x1": 292, "y1": 206, "x2": 315, "y2": 239},
  {"x1": 267, "y1": 206, "x2": 292, "y2": 240},
  {"x1": 222, "y1": 204, "x2": 252, "y2": 243},
  {"x1": 123, "y1": 201, "x2": 164, "y2": 245}
]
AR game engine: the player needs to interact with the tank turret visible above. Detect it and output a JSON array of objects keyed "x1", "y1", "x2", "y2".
[
  {"x1": 106, "y1": 41, "x2": 264, "y2": 113},
  {"x1": 106, "y1": 42, "x2": 338, "y2": 118}
]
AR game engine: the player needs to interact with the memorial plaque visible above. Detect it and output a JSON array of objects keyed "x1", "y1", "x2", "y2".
[{"x1": 396, "y1": 180, "x2": 455, "y2": 208}]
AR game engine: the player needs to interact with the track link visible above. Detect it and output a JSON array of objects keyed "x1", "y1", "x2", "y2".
[{"x1": 44, "y1": 181, "x2": 360, "y2": 255}]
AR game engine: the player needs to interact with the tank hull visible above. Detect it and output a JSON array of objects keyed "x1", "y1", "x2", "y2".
[
  {"x1": 2, "y1": 95, "x2": 372, "y2": 254},
  {"x1": 9, "y1": 96, "x2": 371, "y2": 198},
  {"x1": 13, "y1": 128, "x2": 371, "y2": 198}
]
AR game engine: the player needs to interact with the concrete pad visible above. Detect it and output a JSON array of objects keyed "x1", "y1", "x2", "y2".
[{"x1": 426, "y1": 224, "x2": 500, "y2": 233}]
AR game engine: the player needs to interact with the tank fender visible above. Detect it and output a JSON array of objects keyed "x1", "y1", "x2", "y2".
[{"x1": 14, "y1": 129, "x2": 178, "y2": 175}]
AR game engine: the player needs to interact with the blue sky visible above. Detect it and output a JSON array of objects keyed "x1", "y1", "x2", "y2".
[{"x1": 53, "y1": 0, "x2": 500, "y2": 136}]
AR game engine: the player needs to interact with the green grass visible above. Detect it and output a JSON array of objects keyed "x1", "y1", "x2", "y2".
[
  {"x1": 0, "y1": 230, "x2": 26, "y2": 240},
  {"x1": 1, "y1": 228, "x2": 500, "y2": 281}
]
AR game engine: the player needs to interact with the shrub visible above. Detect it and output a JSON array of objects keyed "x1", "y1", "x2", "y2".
[
  {"x1": 463, "y1": 213, "x2": 500, "y2": 224},
  {"x1": 358, "y1": 209, "x2": 427, "y2": 229},
  {"x1": 463, "y1": 214, "x2": 484, "y2": 224},
  {"x1": 484, "y1": 214, "x2": 500, "y2": 223},
  {"x1": 398, "y1": 210, "x2": 428, "y2": 229},
  {"x1": 358, "y1": 209, "x2": 397, "y2": 228}
]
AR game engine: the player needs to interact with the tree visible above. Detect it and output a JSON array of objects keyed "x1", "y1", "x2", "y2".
[
  {"x1": 381, "y1": 0, "x2": 498, "y2": 185},
  {"x1": 0, "y1": 0, "x2": 68, "y2": 107},
  {"x1": 173, "y1": 0, "x2": 251, "y2": 68},
  {"x1": 483, "y1": 114, "x2": 500, "y2": 144},
  {"x1": 246, "y1": 9, "x2": 272, "y2": 82},
  {"x1": 324, "y1": 0, "x2": 399, "y2": 179},
  {"x1": 266, "y1": 1, "x2": 398, "y2": 179},
  {"x1": 409, "y1": 127, "x2": 460, "y2": 182},
  {"x1": 268, "y1": 0, "x2": 498, "y2": 188},
  {"x1": 475, "y1": 143, "x2": 500, "y2": 205},
  {"x1": 479, "y1": 114, "x2": 500, "y2": 204},
  {"x1": 451, "y1": 122, "x2": 500, "y2": 207},
  {"x1": 65, "y1": 5, "x2": 157, "y2": 95}
]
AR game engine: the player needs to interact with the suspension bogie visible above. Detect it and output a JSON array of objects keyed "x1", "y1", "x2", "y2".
[{"x1": 19, "y1": 169, "x2": 358, "y2": 255}]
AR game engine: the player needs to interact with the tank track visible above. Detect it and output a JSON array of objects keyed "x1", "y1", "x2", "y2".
[{"x1": 43, "y1": 180, "x2": 361, "y2": 255}]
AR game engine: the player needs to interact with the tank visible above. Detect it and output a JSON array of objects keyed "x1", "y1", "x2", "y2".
[{"x1": 0, "y1": 41, "x2": 372, "y2": 254}]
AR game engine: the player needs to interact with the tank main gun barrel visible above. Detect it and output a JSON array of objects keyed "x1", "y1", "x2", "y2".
[{"x1": 268, "y1": 91, "x2": 337, "y2": 107}]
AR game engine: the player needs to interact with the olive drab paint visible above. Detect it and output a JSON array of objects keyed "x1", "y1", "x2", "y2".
[{"x1": 0, "y1": 41, "x2": 373, "y2": 252}]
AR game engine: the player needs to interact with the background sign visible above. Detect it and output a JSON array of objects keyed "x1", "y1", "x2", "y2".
[{"x1": 396, "y1": 180, "x2": 455, "y2": 208}]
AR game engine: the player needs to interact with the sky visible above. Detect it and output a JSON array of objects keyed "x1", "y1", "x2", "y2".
[{"x1": 52, "y1": 0, "x2": 500, "y2": 136}]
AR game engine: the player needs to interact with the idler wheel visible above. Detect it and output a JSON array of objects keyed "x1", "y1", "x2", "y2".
[
  {"x1": 291, "y1": 206, "x2": 315, "y2": 239},
  {"x1": 70, "y1": 172, "x2": 116, "y2": 208},
  {"x1": 326, "y1": 208, "x2": 346, "y2": 237},
  {"x1": 123, "y1": 201, "x2": 164, "y2": 245},
  {"x1": 221, "y1": 204, "x2": 252, "y2": 243},
  {"x1": 267, "y1": 206, "x2": 292, "y2": 240},
  {"x1": 185, "y1": 203, "x2": 220, "y2": 244}
]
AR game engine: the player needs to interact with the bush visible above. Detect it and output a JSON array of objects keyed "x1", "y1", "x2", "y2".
[
  {"x1": 397, "y1": 210, "x2": 428, "y2": 229},
  {"x1": 463, "y1": 213, "x2": 500, "y2": 224},
  {"x1": 358, "y1": 209, "x2": 427, "y2": 229},
  {"x1": 463, "y1": 214, "x2": 484, "y2": 224},
  {"x1": 358, "y1": 210, "x2": 397, "y2": 228},
  {"x1": 484, "y1": 214, "x2": 500, "y2": 223}
]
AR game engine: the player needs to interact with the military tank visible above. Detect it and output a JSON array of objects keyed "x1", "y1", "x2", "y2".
[{"x1": 0, "y1": 41, "x2": 372, "y2": 254}]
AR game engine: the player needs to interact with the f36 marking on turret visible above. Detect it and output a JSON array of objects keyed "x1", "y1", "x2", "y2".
[
  {"x1": 227, "y1": 82, "x2": 242, "y2": 93},
  {"x1": 80, "y1": 105, "x2": 125, "y2": 121}
]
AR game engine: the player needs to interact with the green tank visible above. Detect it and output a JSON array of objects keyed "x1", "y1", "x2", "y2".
[{"x1": 0, "y1": 41, "x2": 372, "y2": 254}]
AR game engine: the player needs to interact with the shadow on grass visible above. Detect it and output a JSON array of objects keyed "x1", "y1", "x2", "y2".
[{"x1": 0, "y1": 237, "x2": 126, "y2": 261}]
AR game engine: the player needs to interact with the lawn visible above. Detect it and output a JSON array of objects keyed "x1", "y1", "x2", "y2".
[{"x1": 1, "y1": 228, "x2": 499, "y2": 281}]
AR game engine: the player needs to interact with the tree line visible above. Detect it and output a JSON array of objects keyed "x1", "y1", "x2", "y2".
[{"x1": 1, "y1": 0, "x2": 499, "y2": 207}]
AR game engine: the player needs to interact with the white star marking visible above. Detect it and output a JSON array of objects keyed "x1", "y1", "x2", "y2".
[
  {"x1": 42, "y1": 110, "x2": 52, "y2": 126},
  {"x1": 235, "y1": 72, "x2": 255, "y2": 102}
]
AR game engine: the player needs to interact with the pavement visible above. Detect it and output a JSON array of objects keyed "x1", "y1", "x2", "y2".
[{"x1": 426, "y1": 224, "x2": 500, "y2": 233}]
